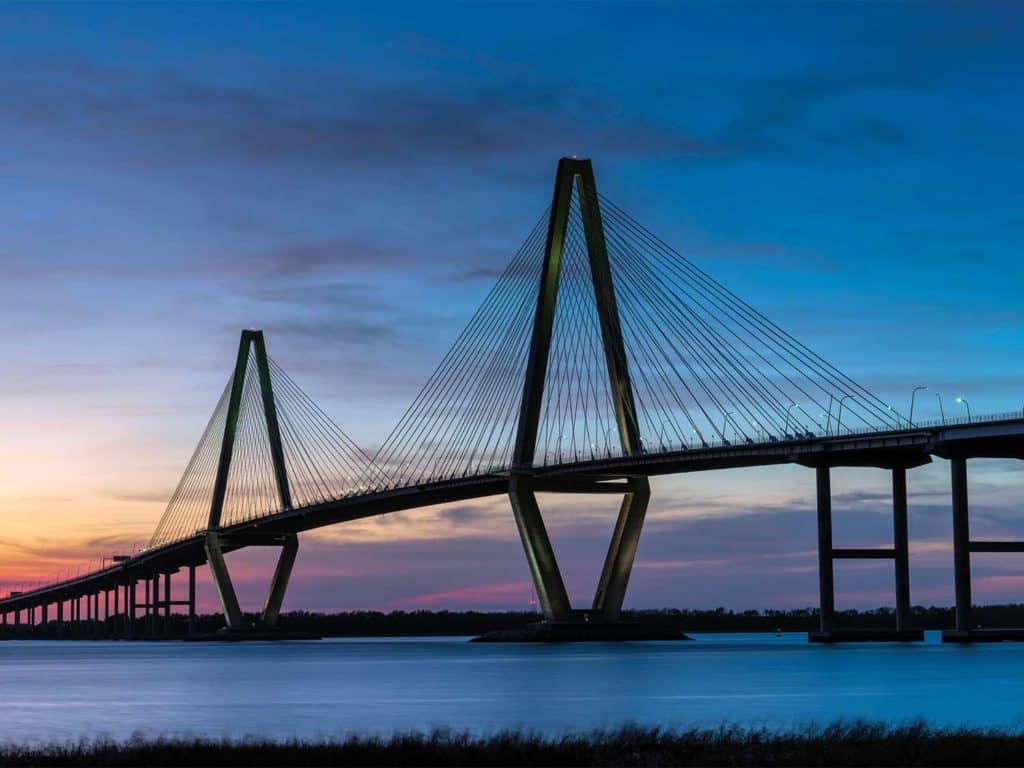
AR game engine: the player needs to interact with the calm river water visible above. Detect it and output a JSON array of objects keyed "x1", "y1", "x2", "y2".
[{"x1": 1, "y1": 632, "x2": 1021, "y2": 743}]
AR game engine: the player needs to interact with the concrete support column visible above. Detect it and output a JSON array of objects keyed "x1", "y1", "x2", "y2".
[
  {"x1": 150, "y1": 575, "x2": 159, "y2": 638},
  {"x1": 593, "y1": 479, "x2": 650, "y2": 621},
  {"x1": 127, "y1": 581, "x2": 136, "y2": 640},
  {"x1": 508, "y1": 476, "x2": 572, "y2": 621},
  {"x1": 816, "y1": 465, "x2": 835, "y2": 633},
  {"x1": 951, "y1": 456, "x2": 972, "y2": 632},
  {"x1": 261, "y1": 536, "x2": 298, "y2": 629},
  {"x1": 143, "y1": 577, "x2": 151, "y2": 638},
  {"x1": 56, "y1": 601, "x2": 64, "y2": 640},
  {"x1": 892, "y1": 467, "x2": 911, "y2": 631},
  {"x1": 187, "y1": 565, "x2": 196, "y2": 637},
  {"x1": 205, "y1": 533, "x2": 244, "y2": 629},
  {"x1": 163, "y1": 572, "x2": 172, "y2": 639}
]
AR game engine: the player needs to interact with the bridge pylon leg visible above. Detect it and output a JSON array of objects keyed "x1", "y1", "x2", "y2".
[
  {"x1": 593, "y1": 478, "x2": 650, "y2": 621},
  {"x1": 508, "y1": 476, "x2": 572, "y2": 622},
  {"x1": 205, "y1": 533, "x2": 244, "y2": 629},
  {"x1": 260, "y1": 535, "x2": 298, "y2": 629},
  {"x1": 203, "y1": 532, "x2": 300, "y2": 633}
]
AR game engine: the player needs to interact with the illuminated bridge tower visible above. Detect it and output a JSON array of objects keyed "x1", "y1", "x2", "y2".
[
  {"x1": 203, "y1": 330, "x2": 300, "y2": 632},
  {"x1": 507, "y1": 158, "x2": 652, "y2": 636}
]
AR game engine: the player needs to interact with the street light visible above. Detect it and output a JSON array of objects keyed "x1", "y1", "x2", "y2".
[
  {"x1": 956, "y1": 396, "x2": 972, "y2": 422},
  {"x1": 784, "y1": 403, "x2": 797, "y2": 437},
  {"x1": 909, "y1": 385, "x2": 928, "y2": 426},
  {"x1": 936, "y1": 392, "x2": 946, "y2": 424},
  {"x1": 835, "y1": 395, "x2": 853, "y2": 434}
]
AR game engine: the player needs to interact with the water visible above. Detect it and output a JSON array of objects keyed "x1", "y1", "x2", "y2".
[{"x1": 1, "y1": 632, "x2": 1022, "y2": 744}]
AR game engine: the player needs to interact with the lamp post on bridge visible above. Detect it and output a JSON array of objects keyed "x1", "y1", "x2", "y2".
[
  {"x1": 936, "y1": 392, "x2": 946, "y2": 424},
  {"x1": 835, "y1": 394, "x2": 853, "y2": 435},
  {"x1": 956, "y1": 396, "x2": 972, "y2": 422},
  {"x1": 784, "y1": 404, "x2": 797, "y2": 438},
  {"x1": 909, "y1": 385, "x2": 928, "y2": 426}
]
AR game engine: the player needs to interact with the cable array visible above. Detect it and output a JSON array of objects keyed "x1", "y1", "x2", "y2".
[
  {"x1": 597, "y1": 192, "x2": 903, "y2": 452},
  {"x1": 370, "y1": 186, "x2": 903, "y2": 481},
  {"x1": 148, "y1": 352, "x2": 382, "y2": 548},
  {"x1": 366, "y1": 210, "x2": 550, "y2": 487}
]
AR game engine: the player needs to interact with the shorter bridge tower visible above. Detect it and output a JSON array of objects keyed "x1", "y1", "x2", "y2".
[{"x1": 203, "y1": 330, "x2": 300, "y2": 632}]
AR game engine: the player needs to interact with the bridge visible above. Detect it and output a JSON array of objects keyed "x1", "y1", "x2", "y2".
[{"x1": 2, "y1": 158, "x2": 1021, "y2": 643}]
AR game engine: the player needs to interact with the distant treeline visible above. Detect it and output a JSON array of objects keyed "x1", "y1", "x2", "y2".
[
  {"x1": 244, "y1": 604, "x2": 1024, "y2": 636},
  {"x1": 10, "y1": 604, "x2": 1024, "y2": 639},
  {"x1": 3, "y1": 723, "x2": 1024, "y2": 766}
]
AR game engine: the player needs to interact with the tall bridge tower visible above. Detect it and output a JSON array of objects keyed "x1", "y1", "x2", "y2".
[{"x1": 508, "y1": 158, "x2": 651, "y2": 634}]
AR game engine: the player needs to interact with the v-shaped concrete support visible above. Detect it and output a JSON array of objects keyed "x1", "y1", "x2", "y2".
[{"x1": 204, "y1": 532, "x2": 299, "y2": 630}]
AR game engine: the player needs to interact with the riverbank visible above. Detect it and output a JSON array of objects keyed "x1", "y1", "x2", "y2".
[
  {"x1": 10, "y1": 604, "x2": 1024, "y2": 640},
  {"x1": 2, "y1": 723, "x2": 1022, "y2": 766}
]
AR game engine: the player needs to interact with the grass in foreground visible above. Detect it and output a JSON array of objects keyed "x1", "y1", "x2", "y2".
[{"x1": 3, "y1": 722, "x2": 1024, "y2": 767}]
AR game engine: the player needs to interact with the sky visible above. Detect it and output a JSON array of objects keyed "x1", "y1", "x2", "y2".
[{"x1": 1, "y1": 2, "x2": 1023, "y2": 615}]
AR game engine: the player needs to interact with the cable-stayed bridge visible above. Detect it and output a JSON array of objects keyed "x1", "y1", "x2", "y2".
[{"x1": 2, "y1": 158, "x2": 1021, "y2": 643}]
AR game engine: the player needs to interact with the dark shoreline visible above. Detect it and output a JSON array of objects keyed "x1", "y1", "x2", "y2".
[
  {"x1": 8, "y1": 604, "x2": 1024, "y2": 640},
  {"x1": 4, "y1": 723, "x2": 1024, "y2": 766}
]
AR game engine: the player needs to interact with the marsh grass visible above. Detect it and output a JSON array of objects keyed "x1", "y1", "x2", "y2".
[{"x1": 2, "y1": 722, "x2": 1023, "y2": 766}]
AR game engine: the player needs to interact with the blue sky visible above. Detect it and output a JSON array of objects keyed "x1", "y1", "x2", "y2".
[{"x1": 1, "y1": 2, "x2": 1022, "y2": 612}]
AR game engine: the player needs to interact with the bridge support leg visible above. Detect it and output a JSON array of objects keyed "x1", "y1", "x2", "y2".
[
  {"x1": 56, "y1": 601, "x2": 63, "y2": 640},
  {"x1": 205, "y1": 533, "x2": 244, "y2": 630},
  {"x1": 951, "y1": 456, "x2": 972, "y2": 633},
  {"x1": 260, "y1": 535, "x2": 298, "y2": 629},
  {"x1": 508, "y1": 476, "x2": 572, "y2": 622},
  {"x1": 188, "y1": 565, "x2": 196, "y2": 637},
  {"x1": 809, "y1": 464, "x2": 923, "y2": 643},
  {"x1": 893, "y1": 468, "x2": 911, "y2": 632},
  {"x1": 163, "y1": 573, "x2": 172, "y2": 639},
  {"x1": 593, "y1": 478, "x2": 650, "y2": 621},
  {"x1": 145, "y1": 580, "x2": 150, "y2": 636},
  {"x1": 203, "y1": 532, "x2": 301, "y2": 634},
  {"x1": 815, "y1": 465, "x2": 835, "y2": 634},
  {"x1": 127, "y1": 581, "x2": 136, "y2": 640}
]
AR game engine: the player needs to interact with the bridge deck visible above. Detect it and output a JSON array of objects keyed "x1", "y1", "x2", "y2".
[{"x1": 2, "y1": 415, "x2": 1021, "y2": 615}]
